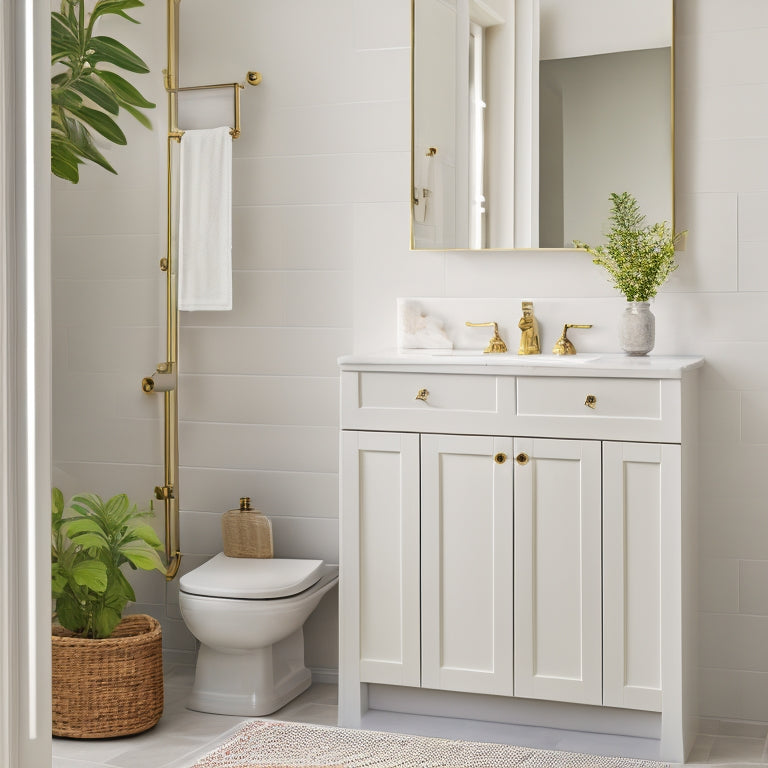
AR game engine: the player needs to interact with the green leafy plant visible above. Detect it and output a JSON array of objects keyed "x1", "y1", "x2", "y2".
[
  {"x1": 51, "y1": 488, "x2": 166, "y2": 639},
  {"x1": 51, "y1": 0, "x2": 156, "y2": 183},
  {"x1": 573, "y1": 192, "x2": 684, "y2": 302}
]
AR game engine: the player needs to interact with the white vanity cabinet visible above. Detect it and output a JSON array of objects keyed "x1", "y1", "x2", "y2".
[{"x1": 339, "y1": 353, "x2": 702, "y2": 763}]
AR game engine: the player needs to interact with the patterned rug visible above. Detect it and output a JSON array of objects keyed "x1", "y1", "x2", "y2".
[{"x1": 192, "y1": 720, "x2": 669, "y2": 768}]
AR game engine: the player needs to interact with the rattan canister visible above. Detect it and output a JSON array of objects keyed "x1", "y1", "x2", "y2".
[
  {"x1": 222, "y1": 496, "x2": 274, "y2": 558},
  {"x1": 52, "y1": 614, "x2": 163, "y2": 738}
]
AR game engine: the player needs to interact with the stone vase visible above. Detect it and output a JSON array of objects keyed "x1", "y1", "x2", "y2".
[{"x1": 619, "y1": 301, "x2": 655, "y2": 356}]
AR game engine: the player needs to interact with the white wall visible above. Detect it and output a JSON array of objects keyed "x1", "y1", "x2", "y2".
[{"x1": 52, "y1": 0, "x2": 768, "y2": 722}]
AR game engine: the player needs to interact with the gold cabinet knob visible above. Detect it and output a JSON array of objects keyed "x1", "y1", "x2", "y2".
[
  {"x1": 415, "y1": 388, "x2": 429, "y2": 402},
  {"x1": 494, "y1": 453, "x2": 507, "y2": 464},
  {"x1": 585, "y1": 394, "x2": 597, "y2": 409},
  {"x1": 515, "y1": 452, "x2": 529, "y2": 465}
]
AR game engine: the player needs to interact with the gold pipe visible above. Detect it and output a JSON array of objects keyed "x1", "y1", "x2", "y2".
[{"x1": 161, "y1": 0, "x2": 182, "y2": 581}]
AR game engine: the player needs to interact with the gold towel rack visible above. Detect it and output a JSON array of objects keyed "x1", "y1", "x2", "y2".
[{"x1": 143, "y1": 0, "x2": 260, "y2": 581}]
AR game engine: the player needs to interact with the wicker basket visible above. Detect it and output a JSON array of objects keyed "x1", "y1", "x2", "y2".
[{"x1": 52, "y1": 614, "x2": 164, "y2": 738}]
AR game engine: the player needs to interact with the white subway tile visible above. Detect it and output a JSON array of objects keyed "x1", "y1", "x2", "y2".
[
  {"x1": 179, "y1": 422, "x2": 338, "y2": 474},
  {"x1": 694, "y1": 138, "x2": 768, "y2": 195},
  {"x1": 740, "y1": 560, "x2": 768, "y2": 615},
  {"x1": 178, "y1": 467, "x2": 339, "y2": 519},
  {"x1": 741, "y1": 391, "x2": 768, "y2": 444},
  {"x1": 699, "y1": 668, "x2": 768, "y2": 720},
  {"x1": 740, "y1": 192, "x2": 768, "y2": 242},
  {"x1": 233, "y1": 205, "x2": 355, "y2": 271},
  {"x1": 233, "y1": 153, "x2": 409, "y2": 207},
  {"x1": 738, "y1": 243, "x2": 768, "y2": 291},
  {"x1": 353, "y1": 0, "x2": 410, "y2": 50},
  {"x1": 667, "y1": 194, "x2": 737, "y2": 292},
  {"x1": 52, "y1": 235, "x2": 161, "y2": 279},
  {"x1": 700, "y1": 613, "x2": 768, "y2": 672},
  {"x1": 699, "y1": 389, "x2": 740, "y2": 444},
  {"x1": 53, "y1": 188, "x2": 160, "y2": 237},
  {"x1": 180, "y1": 375, "x2": 339, "y2": 427},
  {"x1": 52, "y1": 462, "x2": 162, "y2": 505},
  {"x1": 353, "y1": 49, "x2": 411, "y2": 105},
  {"x1": 54, "y1": 278, "x2": 160, "y2": 328},
  {"x1": 270, "y1": 516, "x2": 339, "y2": 562},
  {"x1": 700, "y1": 495, "x2": 768, "y2": 560},
  {"x1": 699, "y1": 558, "x2": 740, "y2": 614},
  {"x1": 179, "y1": 327, "x2": 352, "y2": 377},
  {"x1": 65, "y1": 326, "x2": 160, "y2": 375},
  {"x1": 695, "y1": 85, "x2": 768, "y2": 141},
  {"x1": 53, "y1": 415, "x2": 163, "y2": 466}
]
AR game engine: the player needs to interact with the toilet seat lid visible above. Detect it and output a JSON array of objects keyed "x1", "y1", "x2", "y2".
[{"x1": 180, "y1": 553, "x2": 325, "y2": 599}]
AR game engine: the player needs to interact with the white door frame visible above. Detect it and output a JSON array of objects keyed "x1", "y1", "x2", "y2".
[{"x1": 1, "y1": 0, "x2": 52, "y2": 765}]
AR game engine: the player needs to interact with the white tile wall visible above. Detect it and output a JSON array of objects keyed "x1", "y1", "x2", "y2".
[{"x1": 51, "y1": 0, "x2": 768, "y2": 720}]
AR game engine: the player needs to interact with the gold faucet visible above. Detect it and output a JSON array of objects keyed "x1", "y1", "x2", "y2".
[
  {"x1": 518, "y1": 301, "x2": 540, "y2": 355},
  {"x1": 552, "y1": 324, "x2": 593, "y2": 355},
  {"x1": 465, "y1": 321, "x2": 508, "y2": 353}
]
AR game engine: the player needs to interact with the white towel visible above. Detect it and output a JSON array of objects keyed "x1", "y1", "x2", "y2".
[{"x1": 178, "y1": 126, "x2": 233, "y2": 311}]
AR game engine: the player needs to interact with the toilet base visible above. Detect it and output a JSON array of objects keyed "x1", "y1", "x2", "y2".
[{"x1": 187, "y1": 627, "x2": 312, "y2": 716}]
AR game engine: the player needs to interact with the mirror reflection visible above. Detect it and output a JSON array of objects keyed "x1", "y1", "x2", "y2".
[{"x1": 411, "y1": 0, "x2": 673, "y2": 251}]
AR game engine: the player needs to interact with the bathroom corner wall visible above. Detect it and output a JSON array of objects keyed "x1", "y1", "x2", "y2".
[{"x1": 51, "y1": 0, "x2": 768, "y2": 721}]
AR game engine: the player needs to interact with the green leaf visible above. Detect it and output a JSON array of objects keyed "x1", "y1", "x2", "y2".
[
  {"x1": 67, "y1": 105, "x2": 126, "y2": 145},
  {"x1": 71, "y1": 560, "x2": 108, "y2": 592},
  {"x1": 121, "y1": 542, "x2": 165, "y2": 572},
  {"x1": 87, "y1": 35, "x2": 150, "y2": 74},
  {"x1": 51, "y1": 12, "x2": 80, "y2": 62},
  {"x1": 60, "y1": 117, "x2": 117, "y2": 175},
  {"x1": 55, "y1": 593, "x2": 87, "y2": 635},
  {"x1": 71, "y1": 75, "x2": 120, "y2": 114},
  {"x1": 126, "y1": 523, "x2": 162, "y2": 549},
  {"x1": 64, "y1": 517, "x2": 105, "y2": 536},
  {"x1": 70, "y1": 532, "x2": 110, "y2": 552},
  {"x1": 120, "y1": 102, "x2": 153, "y2": 130},
  {"x1": 51, "y1": 87, "x2": 83, "y2": 110},
  {"x1": 96, "y1": 69, "x2": 154, "y2": 108},
  {"x1": 90, "y1": 0, "x2": 145, "y2": 25},
  {"x1": 92, "y1": 605, "x2": 122, "y2": 638},
  {"x1": 52, "y1": 488, "x2": 65, "y2": 523}
]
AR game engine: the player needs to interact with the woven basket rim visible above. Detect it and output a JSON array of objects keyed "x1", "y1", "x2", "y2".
[{"x1": 52, "y1": 613, "x2": 161, "y2": 645}]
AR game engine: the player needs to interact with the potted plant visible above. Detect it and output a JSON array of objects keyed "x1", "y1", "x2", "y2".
[
  {"x1": 51, "y1": 488, "x2": 167, "y2": 738},
  {"x1": 574, "y1": 191, "x2": 685, "y2": 355},
  {"x1": 51, "y1": 0, "x2": 155, "y2": 183}
]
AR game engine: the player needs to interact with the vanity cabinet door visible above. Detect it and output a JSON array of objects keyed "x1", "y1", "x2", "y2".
[
  {"x1": 421, "y1": 434, "x2": 515, "y2": 696},
  {"x1": 341, "y1": 431, "x2": 421, "y2": 688},
  {"x1": 603, "y1": 441, "x2": 678, "y2": 712},
  {"x1": 513, "y1": 438, "x2": 602, "y2": 705}
]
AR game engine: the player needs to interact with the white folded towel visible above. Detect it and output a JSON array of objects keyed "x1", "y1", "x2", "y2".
[{"x1": 178, "y1": 126, "x2": 233, "y2": 311}]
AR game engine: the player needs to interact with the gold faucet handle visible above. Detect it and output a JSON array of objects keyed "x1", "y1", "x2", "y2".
[
  {"x1": 552, "y1": 324, "x2": 593, "y2": 355},
  {"x1": 466, "y1": 321, "x2": 508, "y2": 354}
]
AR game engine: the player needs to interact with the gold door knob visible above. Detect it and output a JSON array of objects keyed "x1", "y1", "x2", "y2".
[
  {"x1": 494, "y1": 453, "x2": 507, "y2": 464},
  {"x1": 585, "y1": 395, "x2": 597, "y2": 409},
  {"x1": 415, "y1": 388, "x2": 429, "y2": 402},
  {"x1": 515, "y1": 452, "x2": 529, "y2": 465}
]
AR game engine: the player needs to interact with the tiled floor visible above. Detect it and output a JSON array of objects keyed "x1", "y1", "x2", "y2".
[
  {"x1": 52, "y1": 662, "x2": 768, "y2": 768},
  {"x1": 51, "y1": 662, "x2": 338, "y2": 768}
]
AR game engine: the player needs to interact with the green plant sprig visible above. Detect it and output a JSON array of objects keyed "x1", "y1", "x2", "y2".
[
  {"x1": 51, "y1": 489, "x2": 166, "y2": 639},
  {"x1": 573, "y1": 192, "x2": 684, "y2": 303},
  {"x1": 51, "y1": 0, "x2": 156, "y2": 184}
]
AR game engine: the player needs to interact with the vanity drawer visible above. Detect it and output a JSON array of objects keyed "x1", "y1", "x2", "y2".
[
  {"x1": 341, "y1": 371, "x2": 516, "y2": 434},
  {"x1": 515, "y1": 376, "x2": 680, "y2": 442}
]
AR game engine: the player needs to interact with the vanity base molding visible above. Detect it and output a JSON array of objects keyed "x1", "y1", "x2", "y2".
[
  {"x1": 360, "y1": 685, "x2": 664, "y2": 761},
  {"x1": 338, "y1": 353, "x2": 703, "y2": 765}
]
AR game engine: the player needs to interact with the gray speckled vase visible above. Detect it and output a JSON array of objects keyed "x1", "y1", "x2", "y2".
[{"x1": 619, "y1": 301, "x2": 655, "y2": 355}]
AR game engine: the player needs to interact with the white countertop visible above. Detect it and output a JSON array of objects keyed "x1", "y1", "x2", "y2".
[{"x1": 338, "y1": 351, "x2": 704, "y2": 379}]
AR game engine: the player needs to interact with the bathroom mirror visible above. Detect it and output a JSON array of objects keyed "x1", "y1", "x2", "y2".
[{"x1": 411, "y1": 0, "x2": 673, "y2": 251}]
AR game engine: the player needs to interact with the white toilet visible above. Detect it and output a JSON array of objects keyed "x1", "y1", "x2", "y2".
[{"x1": 179, "y1": 553, "x2": 339, "y2": 716}]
